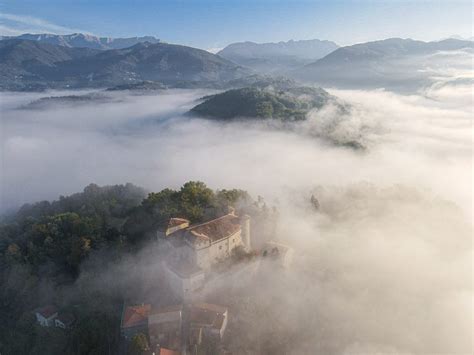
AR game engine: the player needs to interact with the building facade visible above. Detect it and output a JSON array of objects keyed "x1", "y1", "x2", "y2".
[{"x1": 160, "y1": 212, "x2": 251, "y2": 300}]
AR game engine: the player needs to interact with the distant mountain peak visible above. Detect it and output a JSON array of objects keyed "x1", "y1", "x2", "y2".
[
  {"x1": 0, "y1": 33, "x2": 161, "y2": 50},
  {"x1": 0, "y1": 38, "x2": 249, "y2": 91},
  {"x1": 217, "y1": 38, "x2": 339, "y2": 73}
]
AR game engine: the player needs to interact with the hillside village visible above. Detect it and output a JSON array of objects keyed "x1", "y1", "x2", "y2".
[{"x1": 34, "y1": 205, "x2": 294, "y2": 355}]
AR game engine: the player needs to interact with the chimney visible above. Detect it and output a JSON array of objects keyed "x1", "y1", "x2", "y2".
[{"x1": 227, "y1": 205, "x2": 236, "y2": 216}]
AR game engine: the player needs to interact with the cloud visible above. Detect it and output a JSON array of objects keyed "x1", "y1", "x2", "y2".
[
  {"x1": 0, "y1": 12, "x2": 91, "y2": 36},
  {"x1": 0, "y1": 53, "x2": 472, "y2": 353}
]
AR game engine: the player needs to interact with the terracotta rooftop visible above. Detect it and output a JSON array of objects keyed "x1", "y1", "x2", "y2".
[
  {"x1": 160, "y1": 348, "x2": 180, "y2": 355},
  {"x1": 187, "y1": 214, "x2": 241, "y2": 243},
  {"x1": 36, "y1": 305, "x2": 58, "y2": 319},
  {"x1": 150, "y1": 304, "x2": 183, "y2": 315},
  {"x1": 122, "y1": 304, "x2": 151, "y2": 329}
]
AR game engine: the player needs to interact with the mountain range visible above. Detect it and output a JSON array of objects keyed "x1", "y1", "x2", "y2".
[
  {"x1": 291, "y1": 38, "x2": 474, "y2": 90},
  {"x1": 0, "y1": 39, "x2": 248, "y2": 90},
  {"x1": 0, "y1": 34, "x2": 472, "y2": 92},
  {"x1": 0, "y1": 33, "x2": 160, "y2": 50},
  {"x1": 218, "y1": 39, "x2": 339, "y2": 72}
]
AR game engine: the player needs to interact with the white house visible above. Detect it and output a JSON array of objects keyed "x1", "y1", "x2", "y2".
[{"x1": 35, "y1": 305, "x2": 58, "y2": 327}]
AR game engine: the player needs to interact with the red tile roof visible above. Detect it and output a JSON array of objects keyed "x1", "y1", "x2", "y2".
[
  {"x1": 187, "y1": 214, "x2": 241, "y2": 243},
  {"x1": 122, "y1": 304, "x2": 151, "y2": 328},
  {"x1": 36, "y1": 305, "x2": 58, "y2": 319},
  {"x1": 160, "y1": 349, "x2": 180, "y2": 355},
  {"x1": 150, "y1": 304, "x2": 183, "y2": 315}
]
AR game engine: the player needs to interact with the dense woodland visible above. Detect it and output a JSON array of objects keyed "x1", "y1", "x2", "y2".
[
  {"x1": 190, "y1": 87, "x2": 333, "y2": 120},
  {"x1": 0, "y1": 181, "x2": 253, "y2": 355}
]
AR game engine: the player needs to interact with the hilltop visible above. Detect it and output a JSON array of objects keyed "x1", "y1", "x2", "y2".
[{"x1": 190, "y1": 86, "x2": 335, "y2": 121}]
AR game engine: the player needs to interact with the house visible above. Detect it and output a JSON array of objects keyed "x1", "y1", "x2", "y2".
[
  {"x1": 121, "y1": 304, "x2": 152, "y2": 339},
  {"x1": 35, "y1": 305, "x2": 58, "y2": 327},
  {"x1": 148, "y1": 305, "x2": 183, "y2": 350},
  {"x1": 189, "y1": 303, "x2": 228, "y2": 339},
  {"x1": 54, "y1": 313, "x2": 75, "y2": 329},
  {"x1": 147, "y1": 303, "x2": 229, "y2": 352},
  {"x1": 158, "y1": 348, "x2": 180, "y2": 355}
]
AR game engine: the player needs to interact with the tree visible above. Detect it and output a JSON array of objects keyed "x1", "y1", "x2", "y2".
[
  {"x1": 179, "y1": 181, "x2": 215, "y2": 221},
  {"x1": 128, "y1": 333, "x2": 149, "y2": 355},
  {"x1": 255, "y1": 101, "x2": 273, "y2": 118}
]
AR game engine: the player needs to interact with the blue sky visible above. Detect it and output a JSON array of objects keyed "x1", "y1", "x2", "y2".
[{"x1": 0, "y1": 0, "x2": 472, "y2": 50}]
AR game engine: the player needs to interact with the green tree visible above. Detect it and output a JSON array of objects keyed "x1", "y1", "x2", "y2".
[{"x1": 128, "y1": 333, "x2": 149, "y2": 355}]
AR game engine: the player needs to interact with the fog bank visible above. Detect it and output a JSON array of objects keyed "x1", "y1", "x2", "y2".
[{"x1": 1, "y1": 74, "x2": 472, "y2": 352}]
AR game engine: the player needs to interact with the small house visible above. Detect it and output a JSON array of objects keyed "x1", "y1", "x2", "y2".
[
  {"x1": 121, "y1": 304, "x2": 151, "y2": 339},
  {"x1": 35, "y1": 305, "x2": 58, "y2": 327}
]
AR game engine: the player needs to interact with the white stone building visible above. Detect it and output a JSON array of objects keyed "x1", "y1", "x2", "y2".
[{"x1": 160, "y1": 212, "x2": 251, "y2": 299}]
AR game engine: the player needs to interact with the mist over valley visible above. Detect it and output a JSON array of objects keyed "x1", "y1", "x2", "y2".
[{"x1": 0, "y1": 7, "x2": 472, "y2": 354}]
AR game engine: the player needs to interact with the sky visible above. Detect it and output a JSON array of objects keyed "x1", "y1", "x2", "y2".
[{"x1": 0, "y1": 0, "x2": 472, "y2": 50}]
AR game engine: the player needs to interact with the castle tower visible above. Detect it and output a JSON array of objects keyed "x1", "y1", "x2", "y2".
[{"x1": 240, "y1": 214, "x2": 251, "y2": 251}]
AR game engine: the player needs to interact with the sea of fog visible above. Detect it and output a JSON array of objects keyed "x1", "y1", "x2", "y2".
[{"x1": 1, "y1": 62, "x2": 472, "y2": 353}]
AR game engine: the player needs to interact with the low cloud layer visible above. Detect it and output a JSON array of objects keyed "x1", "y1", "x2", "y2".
[{"x1": 1, "y1": 69, "x2": 472, "y2": 353}]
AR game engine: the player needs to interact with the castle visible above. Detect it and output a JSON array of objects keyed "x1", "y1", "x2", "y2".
[{"x1": 158, "y1": 209, "x2": 251, "y2": 299}]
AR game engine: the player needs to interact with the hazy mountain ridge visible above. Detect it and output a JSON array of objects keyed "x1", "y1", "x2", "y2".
[
  {"x1": 2, "y1": 36, "x2": 472, "y2": 92},
  {"x1": 0, "y1": 39, "x2": 249, "y2": 90},
  {"x1": 291, "y1": 38, "x2": 474, "y2": 90},
  {"x1": 0, "y1": 33, "x2": 161, "y2": 50},
  {"x1": 218, "y1": 39, "x2": 339, "y2": 72}
]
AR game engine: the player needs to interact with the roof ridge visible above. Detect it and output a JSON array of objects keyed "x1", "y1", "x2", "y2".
[{"x1": 186, "y1": 213, "x2": 235, "y2": 230}]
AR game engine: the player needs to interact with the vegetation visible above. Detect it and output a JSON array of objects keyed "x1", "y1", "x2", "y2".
[
  {"x1": 106, "y1": 81, "x2": 167, "y2": 91},
  {"x1": 190, "y1": 86, "x2": 332, "y2": 121},
  {"x1": 0, "y1": 181, "x2": 251, "y2": 355},
  {"x1": 128, "y1": 333, "x2": 149, "y2": 355},
  {"x1": 0, "y1": 39, "x2": 249, "y2": 91}
]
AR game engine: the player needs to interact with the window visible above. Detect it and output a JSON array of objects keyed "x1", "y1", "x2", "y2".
[{"x1": 219, "y1": 245, "x2": 222, "y2": 250}]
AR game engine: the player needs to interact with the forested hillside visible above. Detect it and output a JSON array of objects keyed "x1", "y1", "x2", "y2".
[{"x1": 0, "y1": 182, "x2": 252, "y2": 354}]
